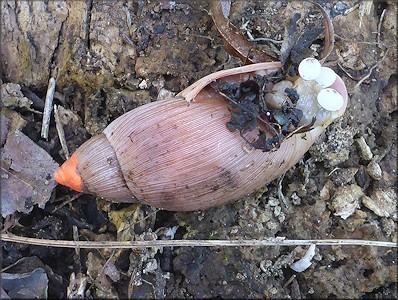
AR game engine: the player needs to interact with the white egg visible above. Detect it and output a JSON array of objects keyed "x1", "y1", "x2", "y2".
[
  {"x1": 317, "y1": 88, "x2": 344, "y2": 111},
  {"x1": 315, "y1": 67, "x2": 337, "y2": 88},
  {"x1": 298, "y1": 58, "x2": 322, "y2": 80}
]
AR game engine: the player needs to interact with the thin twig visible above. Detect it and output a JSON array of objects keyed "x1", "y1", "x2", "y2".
[
  {"x1": 51, "y1": 192, "x2": 82, "y2": 213},
  {"x1": 124, "y1": 5, "x2": 132, "y2": 30},
  {"x1": 283, "y1": 274, "x2": 297, "y2": 288},
  {"x1": 1, "y1": 234, "x2": 396, "y2": 249},
  {"x1": 377, "y1": 9, "x2": 386, "y2": 46},
  {"x1": 354, "y1": 49, "x2": 389, "y2": 88},
  {"x1": 54, "y1": 104, "x2": 70, "y2": 159},
  {"x1": 334, "y1": 34, "x2": 382, "y2": 46},
  {"x1": 337, "y1": 62, "x2": 360, "y2": 81},
  {"x1": 121, "y1": 33, "x2": 135, "y2": 47},
  {"x1": 277, "y1": 173, "x2": 288, "y2": 208},
  {"x1": 311, "y1": 1, "x2": 334, "y2": 63},
  {"x1": 73, "y1": 225, "x2": 80, "y2": 256},
  {"x1": 41, "y1": 77, "x2": 56, "y2": 140},
  {"x1": 87, "y1": 250, "x2": 116, "y2": 292},
  {"x1": 248, "y1": 37, "x2": 283, "y2": 44}
]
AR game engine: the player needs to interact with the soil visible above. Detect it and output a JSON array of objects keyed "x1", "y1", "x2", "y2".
[{"x1": 1, "y1": 1, "x2": 397, "y2": 299}]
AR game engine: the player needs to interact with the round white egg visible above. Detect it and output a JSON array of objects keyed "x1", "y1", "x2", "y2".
[
  {"x1": 298, "y1": 58, "x2": 322, "y2": 81},
  {"x1": 315, "y1": 67, "x2": 337, "y2": 88},
  {"x1": 317, "y1": 88, "x2": 344, "y2": 111}
]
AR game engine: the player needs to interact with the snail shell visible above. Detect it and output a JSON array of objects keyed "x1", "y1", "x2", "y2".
[{"x1": 54, "y1": 62, "x2": 348, "y2": 211}]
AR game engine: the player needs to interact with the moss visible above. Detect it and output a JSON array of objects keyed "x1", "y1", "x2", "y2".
[
  {"x1": 56, "y1": 46, "x2": 114, "y2": 94},
  {"x1": 18, "y1": 38, "x2": 34, "y2": 81}
]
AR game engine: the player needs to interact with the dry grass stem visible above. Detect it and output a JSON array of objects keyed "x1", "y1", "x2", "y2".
[
  {"x1": 1, "y1": 233, "x2": 395, "y2": 249},
  {"x1": 54, "y1": 104, "x2": 70, "y2": 159}
]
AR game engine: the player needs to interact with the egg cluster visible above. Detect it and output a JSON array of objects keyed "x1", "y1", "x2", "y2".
[{"x1": 298, "y1": 58, "x2": 344, "y2": 112}]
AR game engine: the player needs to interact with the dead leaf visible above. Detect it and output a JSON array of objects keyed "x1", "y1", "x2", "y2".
[
  {"x1": 1, "y1": 130, "x2": 59, "y2": 217},
  {"x1": 1, "y1": 268, "x2": 49, "y2": 299},
  {"x1": 1, "y1": 83, "x2": 33, "y2": 110},
  {"x1": 210, "y1": 0, "x2": 277, "y2": 64}
]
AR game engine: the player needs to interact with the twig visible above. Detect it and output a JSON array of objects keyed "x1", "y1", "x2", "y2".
[
  {"x1": 51, "y1": 192, "x2": 82, "y2": 213},
  {"x1": 283, "y1": 274, "x2": 297, "y2": 288},
  {"x1": 180, "y1": 32, "x2": 214, "y2": 41},
  {"x1": 354, "y1": 49, "x2": 389, "y2": 88},
  {"x1": 277, "y1": 173, "x2": 288, "y2": 208},
  {"x1": 87, "y1": 250, "x2": 116, "y2": 292},
  {"x1": 210, "y1": 0, "x2": 277, "y2": 63},
  {"x1": 73, "y1": 225, "x2": 80, "y2": 256},
  {"x1": 311, "y1": 1, "x2": 335, "y2": 63},
  {"x1": 343, "y1": 3, "x2": 359, "y2": 16},
  {"x1": 377, "y1": 9, "x2": 386, "y2": 46},
  {"x1": 121, "y1": 33, "x2": 135, "y2": 47},
  {"x1": 1, "y1": 234, "x2": 396, "y2": 249},
  {"x1": 337, "y1": 62, "x2": 360, "y2": 81},
  {"x1": 248, "y1": 37, "x2": 283, "y2": 44},
  {"x1": 327, "y1": 167, "x2": 341, "y2": 177},
  {"x1": 124, "y1": 5, "x2": 132, "y2": 30},
  {"x1": 54, "y1": 104, "x2": 70, "y2": 159},
  {"x1": 334, "y1": 34, "x2": 383, "y2": 46},
  {"x1": 41, "y1": 77, "x2": 56, "y2": 140}
]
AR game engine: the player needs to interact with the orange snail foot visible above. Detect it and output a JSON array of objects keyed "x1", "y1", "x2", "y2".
[{"x1": 54, "y1": 153, "x2": 83, "y2": 192}]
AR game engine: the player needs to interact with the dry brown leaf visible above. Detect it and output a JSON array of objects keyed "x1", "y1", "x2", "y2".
[{"x1": 1, "y1": 130, "x2": 59, "y2": 217}]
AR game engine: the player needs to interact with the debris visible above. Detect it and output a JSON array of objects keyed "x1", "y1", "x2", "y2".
[
  {"x1": 86, "y1": 251, "x2": 120, "y2": 298},
  {"x1": 139, "y1": 79, "x2": 149, "y2": 89},
  {"x1": 0, "y1": 113, "x2": 10, "y2": 146},
  {"x1": 1, "y1": 127, "x2": 59, "y2": 217},
  {"x1": 290, "y1": 244, "x2": 316, "y2": 272},
  {"x1": 1, "y1": 268, "x2": 49, "y2": 299},
  {"x1": 355, "y1": 136, "x2": 373, "y2": 161},
  {"x1": 53, "y1": 104, "x2": 70, "y2": 159},
  {"x1": 41, "y1": 77, "x2": 56, "y2": 140},
  {"x1": 108, "y1": 204, "x2": 156, "y2": 241},
  {"x1": 165, "y1": 226, "x2": 179, "y2": 239},
  {"x1": 1, "y1": 83, "x2": 33, "y2": 110},
  {"x1": 67, "y1": 272, "x2": 89, "y2": 299},
  {"x1": 143, "y1": 258, "x2": 158, "y2": 274},
  {"x1": 157, "y1": 88, "x2": 175, "y2": 101},
  {"x1": 210, "y1": 0, "x2": 276, "y2": 64},
  {"x1": 362, "y1": 188, "x2": 397, "y2": 220},
  {"x1": 331, "y1": 184, "x2": 363, "y2": 219},
  {"x1": 220, "y1": 0, "x2": 231, "y2": 18},
  {"x1": 366, "y1": 159, "x2": 383, "y2": 180}
]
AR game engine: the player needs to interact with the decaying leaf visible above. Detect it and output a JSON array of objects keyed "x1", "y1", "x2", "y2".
[
  {"x1": 210, "y1": 0, "x2": 277, "y2": 64},
  {"x1": 1, "y1": 268, "x2": 49, "y2": 299},
  {"x1": 1, "y1": 125, "x2": 59, "y2": 217},
  {"x1": 1, "y1": 83, "x2": 33, "y2": 110},
  {"x1": 2, "y1": 256, "x2": 65, "y2": 299},
  {"x1": 1, "y1": 112, "x2": 10, "y2": 146},
  {"x1": 86, "y1": 252, "x2": 120, "y2": 298}
]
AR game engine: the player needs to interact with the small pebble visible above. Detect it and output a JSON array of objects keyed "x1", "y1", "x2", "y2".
[
  {"x1": 331, "y1": 184, "x2": 363, "y2": 219},
  {"x1": 139, "y1": 79, "x2": 148, "y2": 89},
  {"x1": 362, "y1": 188, "x2": 397, "y2": 219},
  {"x1": 355, "y1": 136, "x2": 373, "y2": 160},
  {"x1": 366, "y1": 159, "x2": 383, "y2": 180},
  {"x1": 153, "y1": 24, "x2": 165, "y2": 34}
]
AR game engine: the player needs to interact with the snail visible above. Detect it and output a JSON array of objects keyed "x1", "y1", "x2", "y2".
[{"x1": 54, "y1": 59, "x2": 348, "y2": 211}]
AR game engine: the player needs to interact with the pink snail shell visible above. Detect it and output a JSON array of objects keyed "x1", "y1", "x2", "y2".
[{"x1": 54, "y1": 62, "x2": 348, "y2": 211}]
